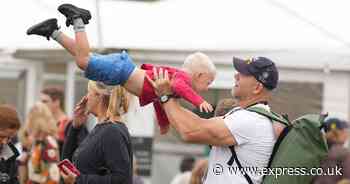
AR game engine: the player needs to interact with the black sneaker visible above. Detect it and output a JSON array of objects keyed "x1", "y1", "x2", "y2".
[
  {"x1": 58, "y1": 4, "x2": 91, "y2": 27},
  {"x1": 26, "y1": 18, "x2": 59, "y2": 40}
]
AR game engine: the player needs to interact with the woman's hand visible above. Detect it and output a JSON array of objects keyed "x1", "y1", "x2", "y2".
[
  {"x1": 72, "y1": 96, "x2": 88, "y2": 128},
  {"x1": 60, "y1": 165, "x2": 78, "y2": 184}
]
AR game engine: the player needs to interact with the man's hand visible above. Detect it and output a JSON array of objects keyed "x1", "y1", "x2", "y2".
[
  {"x1": 199, "y1": 101, "x2": 213, "y2": 113},
  {"x1": 146, "y1": 67, "x2": 174, "y2": 97},
  {"x1": 72, "y1": 96, "x2": 88, "y2": 128}
]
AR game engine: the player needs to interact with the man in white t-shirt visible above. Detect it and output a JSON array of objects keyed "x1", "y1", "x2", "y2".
[{"x1": 147, "y1": 56, "x2": 280, "y2": 184}]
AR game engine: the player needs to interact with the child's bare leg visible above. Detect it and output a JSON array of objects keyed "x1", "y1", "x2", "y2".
[
  {"x1": 58, "y1": 4, "x2": 144, "y2": 96},
  {"x1": 72, "y1": 19, "x2": 90, "y2": 70},
  {"x1": 55, "y1": 33, "x2": 77, "y2": 57},
  {"x1": 58, "y1": 4, "x2": 92, "y2": 70}
]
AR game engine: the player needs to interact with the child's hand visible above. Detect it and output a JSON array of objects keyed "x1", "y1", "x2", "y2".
[{"x1": 199, "y1": 101, "x2": 213, "y2": 113}]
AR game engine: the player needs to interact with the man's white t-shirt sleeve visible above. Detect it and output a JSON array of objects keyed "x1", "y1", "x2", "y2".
[{"x1": 223, "y1": 110, "x2": 257, "y2": 145}]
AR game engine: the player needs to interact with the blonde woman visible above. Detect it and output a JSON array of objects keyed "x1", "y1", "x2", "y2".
[
  {"x1": 25, "y1": 102, "x2": 60, "y2": 184},
  {"x1": 60, "y1": 81, "x2": 132, "y2": 184},
  {"x1": 17, "y1": 126, "x2": 33, "y2": 184}
]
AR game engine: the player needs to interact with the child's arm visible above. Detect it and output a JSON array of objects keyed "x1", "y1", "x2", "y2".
[
  {"x1": 171, "y1": 79, "x2": 211, "y2": 113},
  {"x1": 172, "y1": 78, "x2": 203, "y2": 107},
  {"x1": 172, "y1": 77, "x2": 213, "y2": 113}
]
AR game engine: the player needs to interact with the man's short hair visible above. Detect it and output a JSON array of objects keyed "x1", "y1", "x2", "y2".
[
  {"x1": 0, "y1": 105, "x2": 21, "y2": 129},
  {"x1": 41, "y1": 86, "x2": 65, "y2": 110}
]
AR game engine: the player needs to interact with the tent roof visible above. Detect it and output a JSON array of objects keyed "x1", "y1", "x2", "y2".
[
  {"x1": 2, "y1": 0, "x2": 350, "y2": 52},
  {"x1": 2, "y1": 0, "x2": 350, "y2": 70}
]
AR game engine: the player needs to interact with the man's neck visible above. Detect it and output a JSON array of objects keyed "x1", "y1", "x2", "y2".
[{"x1": 238, "y1": 96, "x2": 269, "y2": 109}]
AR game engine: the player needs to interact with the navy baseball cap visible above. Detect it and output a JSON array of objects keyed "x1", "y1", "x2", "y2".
[
  {"x1": 324, "y1": 118, "x2": 349, "y2": 132},
  {"x1": 233, "y1": 56, "x2": 279, "y2": 90}
]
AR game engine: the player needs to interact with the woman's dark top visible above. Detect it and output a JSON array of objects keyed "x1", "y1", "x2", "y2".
[
  {"x1": 62, "y1": 122, "x2": 89, "y2": 161},
  {"x1": 72, "y1": 121, "x2": 133, "y2": 184}
]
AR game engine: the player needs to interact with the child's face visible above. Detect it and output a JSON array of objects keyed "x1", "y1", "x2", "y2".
[{"x1": 192, "y1": 73, "x2": 215, "y2": 92}]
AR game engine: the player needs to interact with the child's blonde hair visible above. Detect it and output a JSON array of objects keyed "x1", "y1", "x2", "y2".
[
  {"x1": 87, "y1": 81, "x2": 129, "y2": 119},
  {"x1": 25, "y1": 102, "x2": 57, "y2": 136},
  {"x1": 182, "y1": 52, "x2": 216, "y2": 76}
]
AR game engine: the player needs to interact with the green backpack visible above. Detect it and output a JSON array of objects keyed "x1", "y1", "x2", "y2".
[{"x1": 244, "y1": 107, "x2": 329, "y2": 184}]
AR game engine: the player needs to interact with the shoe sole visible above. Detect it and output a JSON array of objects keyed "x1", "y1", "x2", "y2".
[{"x1": 27, "y1": 18, "x2": 57, "y2": 35}]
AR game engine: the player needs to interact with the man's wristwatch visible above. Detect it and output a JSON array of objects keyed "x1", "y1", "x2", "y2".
[{"x1": 159, "y1": 94, "x2": 173, "y2": 104}]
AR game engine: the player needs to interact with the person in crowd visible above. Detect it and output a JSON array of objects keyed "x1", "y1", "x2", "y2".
[
  {"x1": 0, "y1": 105, "x2": 21, "y2": 184},
  {"x1": 190, "y1": 159, "x2": 208, "y2": 184},
  {"x1": 324, "y1": 118, "x2": 349, "y2": 149},
  {"x1": 213, "y1": 98, "x2": 237, "y2": 118},
  {"x1": 27, "y1": 5, "x2": 216, "y2": 134},
  {"x1": 132, "y1": 156, "x2": 144, "y2": 184},
  {"x1": 40, "y1": 86, "x2": 70, "y2": 155},
  {"x1": 190, "y1": 98, "x2": 237, "y2": 184},
  {"x1": 25, "y1": 102, "x2": 60, "y2": 184},
  {"x1": 148, "y1": 56, "x2": 280, "y2": 184},
  {"x1": 60, "y1": 81, "x2": 133, "y2": 184},
  {"x1": 312, "y1": 118, "x2": 350, "y2": 184},
  {"x1": 312, "y1": 144, "x2": 350, "y2": 184},
  {"x1": 170, "y1": 156, "x2": 195, "y2": 184},
  {"x1": 17, "y1": 124, "x2": 33, "y2": 184}
]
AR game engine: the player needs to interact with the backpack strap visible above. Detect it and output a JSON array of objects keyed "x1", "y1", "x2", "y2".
[
  {"x1": 224, "y1": 106, "x2": 289, "y2": 184},
  {"x1": 266, "y1": 126, "x2": 291, "y2": 168},
  {"x1": 224, "y1": 108, "x2": 254, "y2": 184},
  {"x1": 227, "y1": 146, "x2": 254, "y2": 184},
  {"x1": 246, "y1": 107, "x2": 295, "y2": 181},
  {"x1": 246, "y1": 106, "x2": 290, "y2": 126}
]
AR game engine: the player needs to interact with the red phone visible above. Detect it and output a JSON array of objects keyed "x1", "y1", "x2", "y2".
[{"x1": 58, "y1": 159, "x2": 81, "y2": 176}]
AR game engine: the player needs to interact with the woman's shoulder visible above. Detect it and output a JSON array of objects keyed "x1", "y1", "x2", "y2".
[
  {"x1": 100, "y1": 122, "x2": 130, "y2": 137},
  {"x1": 98, "y1": 122, "x2": 131, "y2": 149}
]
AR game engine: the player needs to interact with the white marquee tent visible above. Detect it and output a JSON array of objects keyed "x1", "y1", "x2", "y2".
[
  {"x1": 1, "y1": 0, "x2": 350, "y2": 51},
  {"x1": 1, "y1": 0, "x2": 350, "y2": 116},
  {"x1": 2, "y1": 1, "x2": 350, "y2": 183}
]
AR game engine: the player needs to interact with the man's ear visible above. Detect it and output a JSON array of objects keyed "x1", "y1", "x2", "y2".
[{"x1": 253, "y1": 82, "x2": 264, "y2": 94}]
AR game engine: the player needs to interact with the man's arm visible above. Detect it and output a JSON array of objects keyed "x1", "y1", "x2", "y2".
[
  {"x1": 146, "y1": 68, "x2": 236, "y2": 146},
  {"x1": 162, "y1": 99, "x2": 236, "y2": 146}
]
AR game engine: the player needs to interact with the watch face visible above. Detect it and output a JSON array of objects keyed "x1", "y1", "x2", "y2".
[{"x1": 160, "y1": 95, "x2": 168, "y2": 102}]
